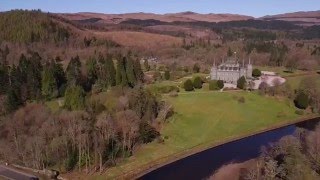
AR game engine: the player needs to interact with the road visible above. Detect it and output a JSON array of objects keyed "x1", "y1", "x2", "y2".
[{"x1": 0, "y1": 165, "x2": 38, "y2": 180}]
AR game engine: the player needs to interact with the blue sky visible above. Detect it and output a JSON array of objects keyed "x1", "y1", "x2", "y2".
[{"x1": 1, "y1": 0, "x2": 319, "y2": 17}]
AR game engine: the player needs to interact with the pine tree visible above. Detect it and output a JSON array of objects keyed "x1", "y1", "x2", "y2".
[
  {"x1": 0, "y1": 63, "x2": 9, "y2": 94},
  {"x1": 86, "y1": 56, "x2": 98, "y2": 89},
  {"x1": 66, "y1": 56, "x2": 82, "y2": 86},
  {"x1": 133, "y1": 59, "x2": 144, "y2": 82},
  {"x1": 5, "y1": 87, "x2": 22, "y2": 113},
  {"x1": 126, "y1": 56, "x2": 137, "y2": 87},
  {"x1": 116, "y1": 58, "x2": 122, "y2": 85},
  {"x1": 41, "y1": 63, "x2": 58, "y2": 100},
  {"x1": 121, "y1": 56, "x2": 129, "y2": 86},
  {"x1": 64, "y1": 85, "x2": 85, "y2": 110},
  {"x1": 106, "y1": 54, "x2": 116, "y2": 86},
  {"x1": 53, "y1": 60, "x2": 66, "y2": 89}
]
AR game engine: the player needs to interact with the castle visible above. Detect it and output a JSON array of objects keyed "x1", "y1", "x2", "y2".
[{"x1": 210, "y1": 58, "x2": 252, "y2": 84}]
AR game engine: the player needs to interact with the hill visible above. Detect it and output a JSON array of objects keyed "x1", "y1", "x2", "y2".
[
  {"x1": 261, "y1": 10, "x2": 320, "y2": 26},
  {"x1": 58, "y1": 11, "x2": 253, "y2": 25},
  {"x1": 0, "y1": 10, "x2": 73, "y2": 43}
]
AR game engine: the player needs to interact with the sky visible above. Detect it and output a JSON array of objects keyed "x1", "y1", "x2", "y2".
[{"x1": 1, "y1": 0, "x2": 319, "y2": 17}]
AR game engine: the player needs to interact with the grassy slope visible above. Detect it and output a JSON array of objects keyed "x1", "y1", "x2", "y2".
[{"x1": 98, "y1": 91, "x2": 303, "y2": 179}]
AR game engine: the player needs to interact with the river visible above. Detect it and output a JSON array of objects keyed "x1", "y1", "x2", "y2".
[{"x1": 139, "y1": 117, "x2": 320, "y2": 180}]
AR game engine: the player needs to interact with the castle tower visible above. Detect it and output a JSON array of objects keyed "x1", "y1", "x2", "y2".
[{"x1": 210, "y1": 59, "x2": 218, "y2": 80}]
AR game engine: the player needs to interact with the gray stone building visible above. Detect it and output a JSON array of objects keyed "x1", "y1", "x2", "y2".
[{"x1": 210, "y1": 58, "x2": 252, "y2": 84}]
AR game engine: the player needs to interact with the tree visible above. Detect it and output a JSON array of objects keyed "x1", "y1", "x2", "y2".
[
  {"x1": 125, "y1": 56, "x2": 137, "y2": 87},
  {"x1": 164, "y1": 70, "x2": 170, "y2": 80},
  {"x1": 184, "y1": 79, "x2": 194, "y2": 91},
  {"x1": 252, "y1": 68, "x2": 262, "y2": 77},
  {"x1": 193, "y1": 76, "x2": 203, "y2": 89},
  {"x1": 66, "y1": 56, "x2": 82, "y2": 86},
  {"x1": 133, "y1": 59, "x2": 144, "y2": 83},
  {"x1": 106, "y1": 54, "x2": 116, "y2": 86},
  {"x1": 0, "y1": 63, "x2": 9, "y2": 94},
  {"x1": 193, "y1": 63, "x2": 200, "y2": 73},
  {"x1": 237, "y1": 76, "x2": 247, "y2": 89},
  {"x1": 41, "y1": 63, "x2": 58, "y2": 100},
  {"x1": 217, "y1": 80, "x2": 224, "y2": 89},
  {"x1": 5, "y1": 87, "x2": 22, "y2": 113},
  {"x1": 209, "y1": 80, "x2": 219, "y2": 90},
  {"x1": 64, "y1": 85, "x2": 85, "y2": 110},
  {"x1": 294, "y1": 91, "x2": 309, "y2": 109}
]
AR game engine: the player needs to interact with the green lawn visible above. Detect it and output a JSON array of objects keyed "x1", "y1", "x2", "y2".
[
  {"x1": 97, "y1": 91, "x2": 306, "y2": 179},
  {"x1": 256, "y1": 66, "x2": 307, "y2": 77},
  {"x1": 285, "y1": 73, "x2": 320, "y2": 90}
]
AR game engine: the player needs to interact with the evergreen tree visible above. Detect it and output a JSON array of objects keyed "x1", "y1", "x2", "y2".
[
  {"x1": 106, "y1": 54, "x2": 116, "y2": 86},
  {"x1": 193, "y1": 63, "x2": 200, "y2": 73},
  {"x1": 133, "y1": 59, "x2": 144, "y2": 82},
  {"x1": 64, "y1": 85, "x2": 85, "y2": 110},
  {"x1": 164, "y1": 70, "x2": 170, "y2": 80},
  {"x1": 126, "y1": 56, "x2": 137, "y2": 87},
  {"x1": 184, "y1": 79, "x2": 194, "y2": 91},
  {"x1": 66, "y1": 56, "x2": 82, "y2": 86},
  {"x1": 5, "y1": 87, "x2": 22, "y2": 113},
  {"x1": 26, "y1": 52, "x2": 42, "y2": 100},
  {"x1": 41, "y1": 63, "x2": 58, "y2": 100},
  {"x1": 121, "y1": 56, "x2": 129, "y2": 86},
  {"x1": 237, "y1": 76, "x2": 247, "y2": 90},
  {"x1": 0, "y1": 63, "x2": 9, "y2": 94},
  {"x1": 193, "y1": 76, "x2": 203, "y2": 89},
  {"x1": 53, "y1": 60, "x2": 66, "y2": 90},
  {"x1": 116, "y1": 58, "x2": 122, "y2": 85},
  {"x1": 86, "y1": 56, "x2": 98, "y2": 89}
]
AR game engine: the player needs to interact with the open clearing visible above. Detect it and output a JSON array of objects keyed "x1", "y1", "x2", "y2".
[{"x1": 95, "y1": 91, "x2": 306, "y2": 179}]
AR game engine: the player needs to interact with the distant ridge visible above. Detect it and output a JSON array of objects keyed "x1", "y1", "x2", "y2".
[{"x1": 261, "y1": 10, "x2": 320, "y2": 26}]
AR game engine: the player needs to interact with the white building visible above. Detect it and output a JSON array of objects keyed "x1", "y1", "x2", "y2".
[{"x1": 211, "y1": 58, "x2": 252, "y2": 84}]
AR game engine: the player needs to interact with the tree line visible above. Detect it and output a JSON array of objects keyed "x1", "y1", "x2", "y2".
[{"x1": 0, "y1": 48, "x2": 145, "y2": 113}]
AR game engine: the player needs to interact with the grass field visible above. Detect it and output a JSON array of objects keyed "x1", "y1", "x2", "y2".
[
  {"x1": 255, "y1": 66, "x2": 308, "y2": 77},
  {"x1": 96, "y1": 91, "x2": 306, "y2": 179}
]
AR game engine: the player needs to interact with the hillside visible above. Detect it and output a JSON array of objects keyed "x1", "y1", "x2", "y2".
[
  {"x1": 0, "y1": 10, "x2": 73, "y2": 43},
  {"x1": 58, "y1": 11, "x2": 253, "y2": 25},
  {"x1": 261, "y1": 10, "x2": 320, "y2": 26}
]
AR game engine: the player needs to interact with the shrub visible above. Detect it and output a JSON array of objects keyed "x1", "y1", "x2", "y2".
[
  {"x1": 184, "y1": 79, "x2": 194, "y2": 91},
  {"x1": 164, "y1": 70, "x2": 170, "y2": 80},
  {"x1": 193, "y1": 63, "x2": 200, "y2": 73},
  {"x1": 237, "y1": 76, "x2": 247, "y2": 89},
  {"x1": 294, "y1": 92, "x2": 309, "y2": 109},
  {"x1": 209, "y1": 80, "x2": 218, "y2": 90},
  {"x1": 217, "y1": 80, "x2": 224, "y2": 89},
  {"x1": 149, "y1": 84, "x2": 179, "y2": 94},
  {"x1": 252, "y1": 68, "x2": 262, "y2": 77},
  {"x1": 193, "y1": 76, "x2": 203, "y2": 89}
]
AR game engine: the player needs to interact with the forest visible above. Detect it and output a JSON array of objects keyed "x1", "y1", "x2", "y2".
[{"x1": 0, "y1": 46, "x2": 172, "y2": 173}]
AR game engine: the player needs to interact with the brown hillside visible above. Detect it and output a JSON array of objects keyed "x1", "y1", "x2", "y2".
[
  {"x1": 261, "y1": 10, "x2": 320, "y2": 26},
  {"x1": 58, "y1": 11, "x2": 253, "y2": 24}
]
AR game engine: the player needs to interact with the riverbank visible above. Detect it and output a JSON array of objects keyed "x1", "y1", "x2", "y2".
[
  {"x1": 85, "y1": 91, "x2": 316, "y2": 180},
  {"x1": 135, "y1": 115, "x2": 319, "y2": 179}
]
